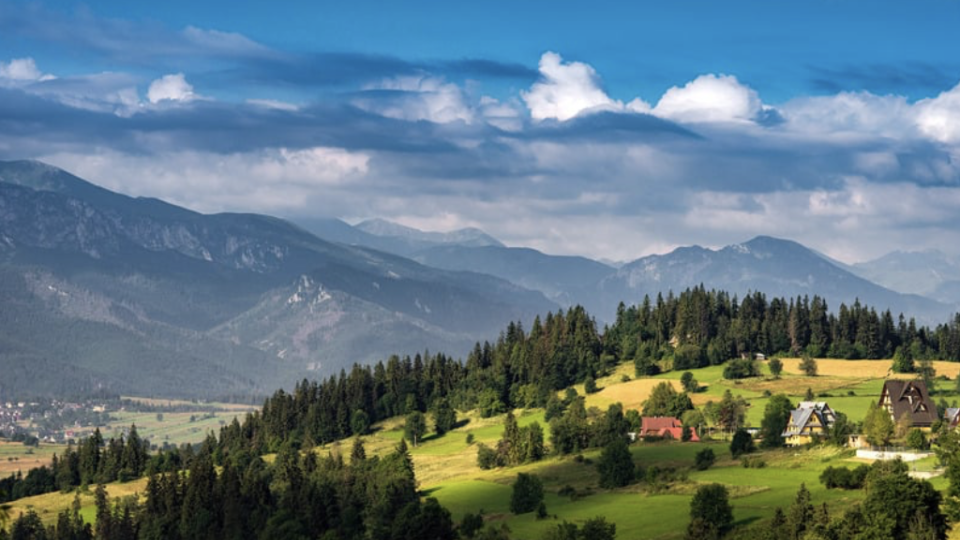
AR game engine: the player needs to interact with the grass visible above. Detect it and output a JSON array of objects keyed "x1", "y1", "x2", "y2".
[
  {"x1": 9, "y1": 356, "x2": 960, "y2": 537},
  {"x1": 0, "y1": 441, "x2": 66, "y2": 476},
  {"x1": 5, "y1": 478, "x2": 149, "y2": 526}
]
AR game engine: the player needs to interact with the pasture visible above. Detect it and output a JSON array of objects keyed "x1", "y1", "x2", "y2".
[
  {"x1": 0, "y1": 441, "x2": 66, "y2": 476},
  {"x1": 8, "y1": 356, "x2": 960, "y2": 537}
]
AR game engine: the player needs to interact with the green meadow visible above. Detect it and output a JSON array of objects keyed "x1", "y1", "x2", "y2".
[{"x1": 8, "y1": 358, "x2": 960, "y2": 538}]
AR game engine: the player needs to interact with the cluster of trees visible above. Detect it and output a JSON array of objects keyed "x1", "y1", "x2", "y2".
[
  {"x1": 728, "y1": 461, "x2": 948, "y2": 540},
  {"x1": 608, "y1": 288, "x2": 960, "y2": 370},
  {"x1": 219, "y1": 306, "x2": 607, "y2": 454},
  {"x1": 477, "y1": 412, "x2": 545, "y2": 469},
  {"x1": 549, "y1": 399, "x2": 635, "y2": 455},
  {"x1": 0, "y1": 426, "x2": 149, "y2": 505},
  {"x1": 3, "y1": 437, "x2": 457, "y2": 540},
  {"x1": 820, "y1": 464, "x2": 870, "y2": 490}
]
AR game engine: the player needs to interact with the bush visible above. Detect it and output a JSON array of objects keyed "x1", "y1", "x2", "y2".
[
  {"x1": 596, "y1": 438, "x2": 635, "y2": 488},
  {"x1": 674, "y1": 344, "x2": 705, "y2": 370},
  {"x1": 729, "y1": 428, "x2": 754, "y2": 458},
  {"x1": 723, "y1": 359, "x2": 760, "y2": 380},
  {"x1": 906, "y1": 428, "x2": 928, "y2": 451},
  {"x1": 740, "y1": 456, "x2": 766, "y2": 468},
  {"x1": 820, "y1": 464, "x2": 869, "y2": 489},
  {"x1": 477, "y1": 443, "x2": 499, "y2": 470},
  {"x1": 510, "y1": 473, "x2": 544, "y2": 514},
  {"x1": 459, "y1": 512, "x2": 484, "y2": 538},
  {"x1": 694, "y1": 448, "x2": 716, "y2": 471},
  {"x1": 768, "y1": 357, "x2": 783, "y2": 379},
  {"x1": 799, "y1": 355, "x2": 818, "y2": 376}
]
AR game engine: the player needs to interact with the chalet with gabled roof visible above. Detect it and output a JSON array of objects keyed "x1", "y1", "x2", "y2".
[
  {"x1": 879, "y1": 380, "x2": 937, "y2": 429},
  {"x1": 782, "y1": 402, "x2": 836, "y2": 446}
]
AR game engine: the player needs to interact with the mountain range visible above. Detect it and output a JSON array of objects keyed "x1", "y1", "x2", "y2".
[
  {"x1": 0, "y1": 160, "x2": 554, "y2": 399},
  {"x1": 1, "y1": 159, "x2": 956, "y2": 399}
]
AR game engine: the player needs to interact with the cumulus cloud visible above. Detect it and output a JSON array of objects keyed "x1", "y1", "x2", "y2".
[
  {"x1": 147, "y1": 73, "x2": 196, "y2": 104},
  {"x1": 7, "y1": 42, "x2": 960, "y2": 264},
  {"x1": 653, "y1": 74, "x2": 765, "y2": 124},
  {"x1": 522, "y1": 52, "x2": 622, "y2": 121},
  {"x1": 915, "y1": 81, "x2": 960, "y2": 144},
  {"x1": 0, "y1": 57, "x2": 54, "y2": 83}
]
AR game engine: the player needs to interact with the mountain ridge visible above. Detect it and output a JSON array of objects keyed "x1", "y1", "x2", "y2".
[{"x1": 0, "y1": 160, "x2": 557, "y2": 398}]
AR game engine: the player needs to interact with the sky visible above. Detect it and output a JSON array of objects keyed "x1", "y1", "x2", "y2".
[{"x1": 2, "y1": 1, "x2": 960, "y2": 263}]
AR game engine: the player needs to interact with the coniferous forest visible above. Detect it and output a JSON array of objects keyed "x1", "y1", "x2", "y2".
[{"x1": 5, "y1": 288, "x2": 960, "y2": 539}]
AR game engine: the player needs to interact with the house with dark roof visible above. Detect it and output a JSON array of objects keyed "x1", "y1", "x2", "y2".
[
  {"x1": 781, "y1": 402, "x2": 836, "y2": 446},
  {"x1": 879, "y1": 380, "x2": 938, "y2": 430},
  {"x1": 639, "y1": 416, "x2": 699, "y2": 442}
]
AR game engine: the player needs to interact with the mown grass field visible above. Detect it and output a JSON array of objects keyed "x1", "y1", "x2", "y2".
[
  {"x1": 0, "y1": 441, "x2": 66, "y2": 475},
  {"x1": 8, "y1": 358, "x2": 960, "y2": 538}
]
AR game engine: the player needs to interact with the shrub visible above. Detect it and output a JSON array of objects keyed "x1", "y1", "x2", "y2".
[
  {"x1": 477, "y1": 443, "x2": 499, "y2": 470},
  {"x1": 906, "y1": 428, "x2": 928, "y2": 451},
  {"x1": 460, "y1": 512, "x2": 484, "y2": 538},
  {"x1": 694, "y1": 448, "x2": 716, "y2": 471},
  {"x1": 729, "y1": 428, "x2": 754, "y2": 458},
  {"x1": 596, "y1": 438, "x2": 636, "y2": 488},
  {"x1": 740, "y1": 456, "x2": 766, "y2": 468},
  {"x1": 723, "y1": 359, "x2": 759, "y2": 380},
  {"x1": 510, "y1": 473, "x2": 544, "y2": 514},
  {"x1": 820, "y1": 464, "x2": 869, "y2": 489}
]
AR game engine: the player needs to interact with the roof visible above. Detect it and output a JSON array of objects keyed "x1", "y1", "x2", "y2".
[
  {"x1": 945, "y1": 408, "x2": 960, "y2": 427},
  {"x1": 640, "y1": 417, "x2": 682, "y2": 433},
  {"x1": 881, "y1": 380, "x2": 938, "y2": 427},
  {"x1": 782, "y1": 404, "x2": 835, "y2": 437},
  {"x1": 655, "y1": 427, "x2": 700, "y2": 442}
]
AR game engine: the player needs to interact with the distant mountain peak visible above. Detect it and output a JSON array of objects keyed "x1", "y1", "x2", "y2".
[{"x1": 355, "y1": 218, "x2": 503, "y2": 248}]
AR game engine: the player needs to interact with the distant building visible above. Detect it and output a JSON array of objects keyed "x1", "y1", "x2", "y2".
[
  {"x1": 782, "y1": 402, "x2": 836, "y2": 446},
  {"x1": 639, "y1": 416, "x2": 699, "y2": 442},
  {"x1": 879, "y1": 380, "x2": 937, "y2": 430},
  {"x1": 946, "y1": 407, "x2": 960, "y2": 429}
]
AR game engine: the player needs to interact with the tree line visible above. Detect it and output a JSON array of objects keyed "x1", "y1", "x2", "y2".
[{"x1": 607, "y1": 287, "x2": 960, "y2": 372}]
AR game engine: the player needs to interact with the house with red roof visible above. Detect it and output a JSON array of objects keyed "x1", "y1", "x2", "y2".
[{"x1": 639, "y1": 416, "x2": 699, "y2": 442}]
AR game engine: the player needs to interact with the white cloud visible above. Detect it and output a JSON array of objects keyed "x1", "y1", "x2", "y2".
[
  {"x1": 356, "y1": 76, "x2": 474, "y2": 124},
  {"x1": 42, "y1": 147, "x2": 370, "y2": 215},
  {"x1": 522, "y1": 52, "x2": 622, "y2": 121},
  {"x1": 780, "y1": 92, "x2": 915, "y2": 140},
  {"x1": 653, "y1": 74, "x2": 763, "y2": 124},
  {"x1": 915, "y1": 81, "x2": 960, "y2": 144},
  {"x1": 147, "y1": 73, "x2": 195, "y2": 104},
  {"x1": 0, "y1": 57, "x2": 55, "y2": 83}
]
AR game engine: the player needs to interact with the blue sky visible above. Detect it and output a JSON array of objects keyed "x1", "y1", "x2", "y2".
[{"x1": 2, "y1": 1, "x2": 960, "y2": 262}]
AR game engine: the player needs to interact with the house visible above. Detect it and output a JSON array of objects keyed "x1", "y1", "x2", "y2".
[
  {"x1": 639, "y1": 416, "x2": 699, "y2": 442},
  {"x1": 879, "y1": 380, "x2": 938, "y2": 430},
  {"x1": 946, "y1": 408, "x2": 960, "y2": 429},
  {"x1": 781, "y1": 402, "x2": 836, "y2": 446}
]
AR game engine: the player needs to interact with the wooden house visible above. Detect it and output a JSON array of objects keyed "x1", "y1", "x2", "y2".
[
  {"x1": 879, "y1": 380, "x2": 938, "y2": 430},
  {"x1": 781, "y1": 402, "x2": 836, "y2": 446}
]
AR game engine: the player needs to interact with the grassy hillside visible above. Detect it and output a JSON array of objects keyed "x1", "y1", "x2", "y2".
[{"x1": 7, "y1": 358, "x2": 960, "y2": 538}]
